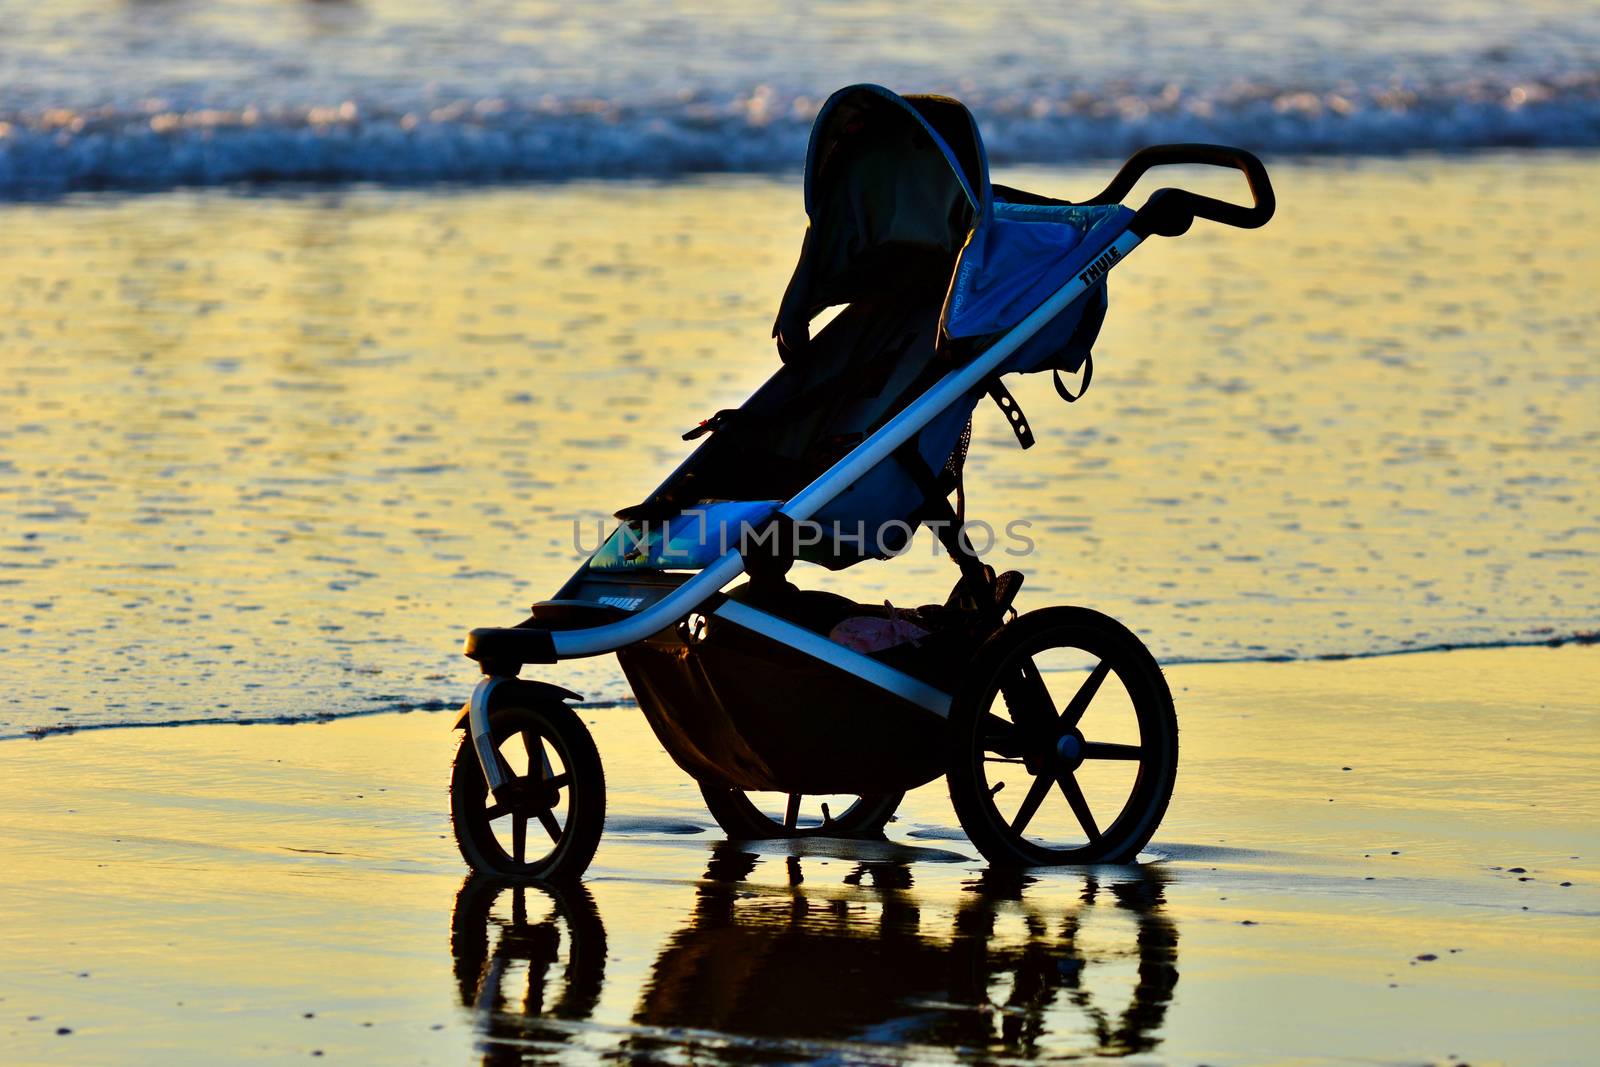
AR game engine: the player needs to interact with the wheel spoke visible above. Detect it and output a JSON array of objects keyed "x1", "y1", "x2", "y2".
[
  {"x1": 512, "y1": 812, "x2": 528, "y2": 863},
  {"x1": 1080, "y1": 741, "x2": 1141, "y2": 761},
  {"x1": 1055, "y1": 773, "x2": 1101, "y2": 842},
  {"x1": 535, "y1": 806, "x2": 563, "y2": 843},
  {"x1": 1061, "y1": 660, "x2": 1112, "y2": 728},
  {"x1": 1010, "y1": 773, "x2": 1053, "y2": 834},
  {"x1": 783, "y1": 793, "x2": 801, "y2": 832},
  {"x1": 522, "y1": 730, "x2": 554, "y2": 781},
  {"x1": 484, "y1": 802, "x2": 509, "y2": 821},
  {"x1": 544, "y1": 772, "x2": 571, "y2": 792}
]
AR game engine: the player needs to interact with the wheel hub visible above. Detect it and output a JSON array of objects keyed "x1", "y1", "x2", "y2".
[{"x1": 1054, "y1": 729, "x2": 1085, "y2": 772}]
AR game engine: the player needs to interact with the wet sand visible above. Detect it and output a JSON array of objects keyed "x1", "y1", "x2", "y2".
[
  {"x1": 4, "y1": 155, "x2": 1599, "y2": 736},
  {"x1": 2, "y1": 645, "x2": 1594, "y2": 1065},
  {"x1": 2, "y1": 154, "x2": 1596, "y2": 1064}
]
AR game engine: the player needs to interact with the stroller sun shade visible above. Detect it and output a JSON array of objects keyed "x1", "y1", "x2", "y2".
[
  {"x1": 772, "y1": 86, "x2": 985, "y2": 357},
  {"x1": 596, "y1": 84, "x2": 1135, "y2": 572}
]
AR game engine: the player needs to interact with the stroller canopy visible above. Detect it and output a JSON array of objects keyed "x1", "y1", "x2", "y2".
[
  {"x1": 597, "y1": 85, "x2": 1134, "y2": 572},
  {"x1": 778, "y1": 84, "x2": 1133, "y2": 371},
  {"x1": 773, "y1": 86, "x2": 986, "y2": 355}
]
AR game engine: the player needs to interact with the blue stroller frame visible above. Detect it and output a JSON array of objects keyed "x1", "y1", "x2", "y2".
[{"x1": 447, "y1": 85, "x2": 1275, "y2": 880}]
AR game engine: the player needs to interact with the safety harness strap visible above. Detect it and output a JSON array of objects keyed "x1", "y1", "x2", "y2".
[
  {"x1": 1053, "y1": 352, "x2": 1093, "y2": 403},
  {"x1": 985, "y1": 380, "x2": 1034, "y2": 449}
]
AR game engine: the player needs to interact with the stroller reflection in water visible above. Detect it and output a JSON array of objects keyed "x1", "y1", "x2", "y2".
[{"x1": 451, "y1": 846, "x2": 1179, "y2": 1061}]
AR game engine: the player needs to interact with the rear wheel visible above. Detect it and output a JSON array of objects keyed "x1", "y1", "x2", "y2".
[
  {"x1": 947, "y1": 607, "x2": 1177, "y2": 866},
  {"x1": 699, "y1": 784, "x2": 902, "y2": 840},
  {"x1": 451, "y1": 701, "x2": 606, "y2": 881}
]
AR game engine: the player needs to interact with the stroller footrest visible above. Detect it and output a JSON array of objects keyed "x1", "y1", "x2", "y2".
[{"x1": 463, "y1": 627, "x2": 557, "y2": 672}]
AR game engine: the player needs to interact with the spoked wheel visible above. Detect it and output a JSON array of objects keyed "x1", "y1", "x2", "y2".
[
  {"x1": 699, "y1": 784, "x2": 903, "y2": 840},
  {"x1": 948, "y1": 607, "x2": 1177, "y2": 866},
  {"x1": 451, "y1": 701, "x2": 606, "y2": 881}
]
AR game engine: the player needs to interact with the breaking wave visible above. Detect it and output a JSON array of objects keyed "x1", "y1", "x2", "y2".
[{"x1": 3, "y1": 74, "x2": 1598, "y2": 197}]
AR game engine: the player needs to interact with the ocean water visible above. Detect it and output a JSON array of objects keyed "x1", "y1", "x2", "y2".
[
  {"x1": 1, "y1": 3, "x2": 1597, "y2": 736},
  {"x1": 1, "y1": 155, "x2": 1596, "y2": 737},
  {"x1": 1, "y1": 1, "x2": 1598, "y2": 195}
]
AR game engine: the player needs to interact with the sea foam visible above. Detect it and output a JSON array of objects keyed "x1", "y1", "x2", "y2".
[{"x1": 2, "y1": 75, "x2": 1597, "y2": 197}]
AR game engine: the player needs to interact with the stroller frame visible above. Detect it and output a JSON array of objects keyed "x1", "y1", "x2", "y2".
[{"x1": 449, "y1": 113, "x2": 1275, "y2": 879}]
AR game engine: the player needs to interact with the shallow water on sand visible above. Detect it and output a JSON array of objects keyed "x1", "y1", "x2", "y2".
[
  {"x1": 1, "y1": 154, "x2": 1597, "y2": 736},
  {"x1": 1, "y1": 648, "x2": 1595, "y2": 1065}
]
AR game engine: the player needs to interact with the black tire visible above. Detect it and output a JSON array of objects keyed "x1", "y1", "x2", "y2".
[
  {"x1": 451, "y1": 701, "x2": 606, "y2": 881},
  {"x1": 698, "y1": 783, "x2": 903, "y2": 840},
  {"x1": 947, "y1": 607, "x2": 1177, "y2": 866}
]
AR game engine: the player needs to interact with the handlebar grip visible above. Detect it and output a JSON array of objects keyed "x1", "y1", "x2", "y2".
[{"x1": 1083, "y1": 143, "x2": 1276, "y2": 237}]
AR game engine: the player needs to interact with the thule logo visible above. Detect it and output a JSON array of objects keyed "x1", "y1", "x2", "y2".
[
  {"x1": 1076, "y1": 245, "x2": 1122, "y2": 286},
  {"x1": 597, "y1": 595, "x2": 645, "y2": 611}
]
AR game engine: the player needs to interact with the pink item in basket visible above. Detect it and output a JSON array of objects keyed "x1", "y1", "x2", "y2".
[{"x1": 828, "y1": 602, "x2": 931, "y2": 653}]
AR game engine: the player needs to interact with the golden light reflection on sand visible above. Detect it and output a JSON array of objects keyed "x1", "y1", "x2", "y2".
[
  {"x1": 1, "y1": 157, "x2": 1597, "y2": 736},
  {"x1": 0, "y1": 154, "x2": 1597, "y2": 1063},
  {"x1": 1, "y1": 647, "x2": 1594, "y2": 1063}
]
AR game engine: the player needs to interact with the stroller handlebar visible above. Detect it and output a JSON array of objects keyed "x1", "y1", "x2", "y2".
[{"x1": 1083, "y1": 143, "x2": 1276, "y2": 238}]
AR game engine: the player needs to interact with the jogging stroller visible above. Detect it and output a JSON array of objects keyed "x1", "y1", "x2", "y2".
[{"x1": 447, "y1": 85, "x2": 1275, "y2": 880}]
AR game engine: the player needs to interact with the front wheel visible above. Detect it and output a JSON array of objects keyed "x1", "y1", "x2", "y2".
[
  {"x1": 451, "y1": 701, "x2": 606, "y2": 881},
  {"x1": 947, "y1": 607, "x2": 1177, "y2": 866}
]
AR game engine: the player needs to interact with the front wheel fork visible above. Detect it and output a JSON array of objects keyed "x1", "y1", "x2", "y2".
[
  {"x1": 461, "y1": 674, "x2": 587, "y2": 804},
  {"x1": 467, "y1": 676, "x2": 514, "y2": 799}
]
